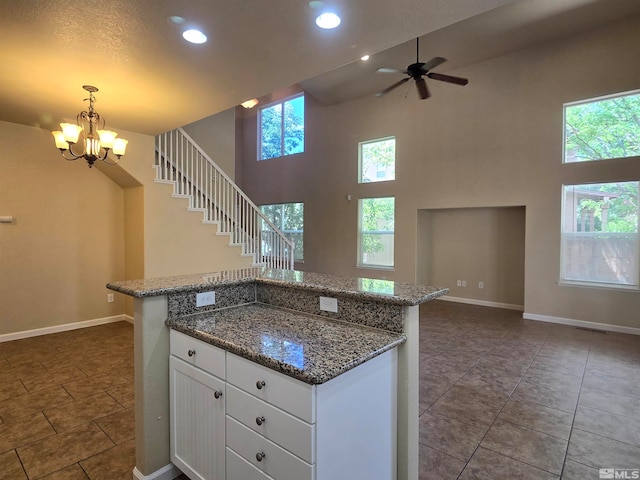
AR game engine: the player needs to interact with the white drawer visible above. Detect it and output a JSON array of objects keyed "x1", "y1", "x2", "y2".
[
  {"x1": 227, "y1": 353, "x2": 315, "y2": 422},
  {"x1": 170, "y1": 330, "x2": 225, "y2": 379},
  {"x1": 226, "y1": 416, "x2": 313, "y2": 480},
  {"x1": 226, "y1": 448, "x2": 273, "y2": 480},
  {"x1": 226, "y1": 384, "x2": 315, "y2": 463}
]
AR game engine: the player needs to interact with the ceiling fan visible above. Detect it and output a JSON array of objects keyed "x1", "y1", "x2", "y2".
[{"x1": 376, "y1": 38, "x2": 469, "y2": 100}]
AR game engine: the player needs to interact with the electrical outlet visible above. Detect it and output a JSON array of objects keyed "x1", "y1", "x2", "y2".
[
  {"x1": 319, "y1": 296, "x2": 338, "y2": 313},
  {"x1": 461, "y1": 280, "x2": 467, "y2": 287},
  {"x1": 196, "y1": 291, "x2": 216, "y2": 307},
  {"x1": 456, "y1": 280, "x2": 462, "y2": 287},
  {"x1": 479, "y1": 281, "x2": 484, "y2": 289},
  {"x1": 107, "y1": 293, "x2": 114, "y2": 303}
]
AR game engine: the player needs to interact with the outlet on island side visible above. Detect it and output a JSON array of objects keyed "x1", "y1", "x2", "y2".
[
  {"x1": 319, "y1": 296, "x2": 338, "y2": 313},
  {"x1": 107, "y1": 293, "x2": 114, "y2": 303},
  {"x1": 196, "y1": 291, "x2": 216, "y2": 307}
]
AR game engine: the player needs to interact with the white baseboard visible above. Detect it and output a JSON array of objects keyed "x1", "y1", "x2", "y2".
[
  {"x1": 123, "y1": 314, "x2": 134, "y2": 324},
  {"x1": 0, "y1": 314, "x2": 131, "y2": 343},
  {"x1": 133, "y1": 464, "x2": 182, "y2": 480},
  {"x1": 523, "y1": 312, "x2": 640, "y2": 336},
  {"x1": 439, "y1": 295, "x2": 524, "y2": 311}
]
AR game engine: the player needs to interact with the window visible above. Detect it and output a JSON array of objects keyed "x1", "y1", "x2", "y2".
[
  {"x1": 564, "y1": 90, "x2": 640, "y2": 163},
  {"x1": 259, "y1": 94, "x2": 304, "y2": 160},
  {"x1": 359, "y1": 137, "x2": 395, "y2": 183},
  {"x1": 561, "y1": 182, "x2": 639, "y2": 289},
  {"x1": 260, "y1": 202, "x2": 304, "y2": 261},
  {"x1": 358, "y1": 197, "x2": 395, "y2": 268}
]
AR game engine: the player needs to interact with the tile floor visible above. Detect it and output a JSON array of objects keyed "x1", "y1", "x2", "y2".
[
  {"x1": 0, "y1": 301, "x2": 639, "y2": 479},
  {"x1": 419, "y1": 301, "x2": 640, "y2": 480},
  {"x1": 0, "y1": 321, "x2": 134, "y2": 479}
]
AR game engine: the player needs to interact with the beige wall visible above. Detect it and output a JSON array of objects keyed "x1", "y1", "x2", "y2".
[
  {"x1": 0, "y1": 119, "x2": 252, "y2": 336},
  {"x1": 182, "y1": 107, "x2": 236, "y2": 180},
  {"x1": 417, "y1": 207, "x2": 525, "y2": 307},
  {"x1": 0, "y1": 121, "x2": 125, "y2": 335},
  {"x1": 105, "y1": 127, "x2": 254, "y2": 280},
  {"x1": 238, "y1": 15, "x2": 640, "y2": 328}
]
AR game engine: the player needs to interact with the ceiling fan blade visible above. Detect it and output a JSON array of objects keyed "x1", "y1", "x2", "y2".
[
  {"x1": 415, "y1": 78, "x2": 430, "y2": 100},
  {"x1": 375, "y1": 77, "x2": 411, "y2": 97},
  {"x1": 377, "y1": 67, "x2": 405, "y2": 74},
  {"x1": 422, "y1": 57, "x2": 446, "y2": 72},
  {"x1": 427, "y1": 72, "x2": 469, "y2": 86}
]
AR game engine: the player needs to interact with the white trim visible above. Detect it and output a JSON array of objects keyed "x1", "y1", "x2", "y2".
[
  {"x1": 523, "y1": 312, "x2": 640, "y2": 336},
  {"x1": 0, "y1": 315, "x2": 130, "y2": 343},
  {"x1": 439, "y1": 295, "x2": 524, "y2": 311},
  {"x1": 133, "y1": 464, "x2": 181, "y2": 480},
  {"x1": 123, "y1": 314, "x2": 134, "y2": 324}
]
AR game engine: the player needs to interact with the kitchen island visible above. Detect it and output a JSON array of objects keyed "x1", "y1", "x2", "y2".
[{"x1": 107, "y1": 268, "x2": 447, "y2": 480}]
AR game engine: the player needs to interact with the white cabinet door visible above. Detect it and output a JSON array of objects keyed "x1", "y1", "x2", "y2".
[{"x1": 170, "y1": 355, "x2": 225, "y2": 480}]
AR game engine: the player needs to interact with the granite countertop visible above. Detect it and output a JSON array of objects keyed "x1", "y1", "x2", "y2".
[
  {"x1": 166, "y1": 303, "x2": 406, "y2": 385},
  {"x1": 108, "y1": 267, "x2": 448, "y2": 306}
]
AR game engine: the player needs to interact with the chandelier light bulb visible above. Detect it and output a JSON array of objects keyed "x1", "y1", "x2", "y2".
[{"x1": 60, "y1": 123, "x2": 82, "y2": 143}]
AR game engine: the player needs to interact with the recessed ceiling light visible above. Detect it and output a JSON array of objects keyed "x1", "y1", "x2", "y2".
[
  {"x1": 315, "y1": 12, "x2": 341, "y2": 29},
  {"x1": 169, "y1": 16, "x2": 185, "y2": 25},
  {"x1": 182, "y1": 29, "x2": 207, "y2": 44},
  {"x1": 361, "y1": 55, "x2": 370, "y2": 61}
]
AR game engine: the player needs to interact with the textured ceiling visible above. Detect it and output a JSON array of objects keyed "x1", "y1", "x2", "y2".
[{"x1": 1, "y1": 0, "x2": 638, "y2": 136}]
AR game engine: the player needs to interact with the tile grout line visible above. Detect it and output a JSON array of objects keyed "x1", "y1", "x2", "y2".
[{"x1": 454, "y1": 327, "x2": 553, "y2": 479}]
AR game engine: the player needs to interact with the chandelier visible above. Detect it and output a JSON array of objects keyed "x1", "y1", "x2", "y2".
[{"x1": 51, "y1": 85, "x2": 128, "y2": 168}]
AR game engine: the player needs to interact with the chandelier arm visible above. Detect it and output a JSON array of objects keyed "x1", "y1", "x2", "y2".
[
  {"x1": 61, "y1": 142, "x2": 87, "y2": 161},
  {"x1": 101, "y1": 154, "x2": 120, "y2": 166}
]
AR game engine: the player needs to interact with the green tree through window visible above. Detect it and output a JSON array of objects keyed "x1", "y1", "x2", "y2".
[
  {"x1": 359, "y1": 197, "x2": 395, "y2": 268},
  {"x1": 564, "y1": 91, "x2": 640, "y2": 162},
  {"x1": 260, "y1": 202, "x2": 304, "y2": 260},
  {"x1": 359, "y1": 137, "x2": 395, "y2": 183},
  {"x1": 260, "y1": 95, "x2": 304, "y2": 160}
]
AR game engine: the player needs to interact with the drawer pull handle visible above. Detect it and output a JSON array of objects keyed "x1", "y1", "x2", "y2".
[
  {"x1": 188, "y1": 349, "x2": 196, "y2": 357},
  {"x1": 256, "y1": 452, "x2": 266, "y2": 462},
  {"x1": 214, "y1": 390, "x2": 223, "y2": 399},
  {"x1": 256, "y1": 416, "x2": 265, "y2": 426},
  {"x1": 256, "y1": 380, "x2": 266, "y2": 390}
]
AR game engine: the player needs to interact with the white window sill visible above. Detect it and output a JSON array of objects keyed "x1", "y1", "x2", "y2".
[
  {"x1": 558, "y1": 280, "x2": 639, "y2": 293},
  {"x1": 356, "y1": 264, "x2": 395, "y2": 272}
]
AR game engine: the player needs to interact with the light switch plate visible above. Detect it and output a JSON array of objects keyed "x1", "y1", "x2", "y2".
[{"x1": 196, "y1": 291, "x2": 216, "y2": 307}]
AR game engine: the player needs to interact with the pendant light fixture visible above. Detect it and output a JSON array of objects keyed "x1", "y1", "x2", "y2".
[{"x1": 51, "y1": 85, "x2": 128, "y2": 168}]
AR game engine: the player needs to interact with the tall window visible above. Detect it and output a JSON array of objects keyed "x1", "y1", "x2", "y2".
[
  {"x1": 260, "y1": 202, "x2": 304, "y2": 261},
  {"x1": 259, "y1": 94, "x2": 304, "y2": 160},
  {"x1": 359, "y1": 137, "x2": 395, "y2": 183},
  {"x1": 561, "y1": 182, "x2": 639, "y2": 289},
  {"x1": 564, "y1": 90, "x2": 640, "y2": 163},
  {"x1": 358, "y1": 197, "x2": 395, "y2": 268}
]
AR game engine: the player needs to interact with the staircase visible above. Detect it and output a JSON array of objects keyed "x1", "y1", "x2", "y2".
[{"x1": 154, "y1": 128, "x2": 294, "y2": 269}]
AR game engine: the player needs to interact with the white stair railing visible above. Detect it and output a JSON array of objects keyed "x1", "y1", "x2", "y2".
[{"x1": 155, "y1": 128, "x2": 294, "y2": 270}]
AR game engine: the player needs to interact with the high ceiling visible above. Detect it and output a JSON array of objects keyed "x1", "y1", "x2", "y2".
[{"x1": 1, "y1": 0, "x2": 639, "y2": 136}]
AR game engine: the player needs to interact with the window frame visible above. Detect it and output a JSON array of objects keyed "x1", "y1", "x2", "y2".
[
  {"x1": 358, "y1": 136, "x2": 396, "y2": 184},
  {"x1": 563, "y1": 89, "x2": 640, "y2": 164},
  {"x1": 357, "y1": 196, "x2": 395, "y2": 270},
  {"x1": 257, "y1": 93, "x2": 305, "y2": 161},
  {"x1": 559, "y1": 181, "x2": 639, "y2": 291}
]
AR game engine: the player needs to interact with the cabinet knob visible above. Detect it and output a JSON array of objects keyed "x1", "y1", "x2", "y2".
[
  {"x1": 214, "y1": 390, "x2": 223, "y2": 399},
  {"x1": 256, "y1": 380, "x2": 266, "y2": 390},
  {"x1": 188, "y1": 349, "x2": 196, "y2": 357},
  {"x1": 256, "y1": 452, "x2": 266, "y2": 462},
  {"x1": 256, "y1": 416, "x2": 265, "y2": 426}
]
